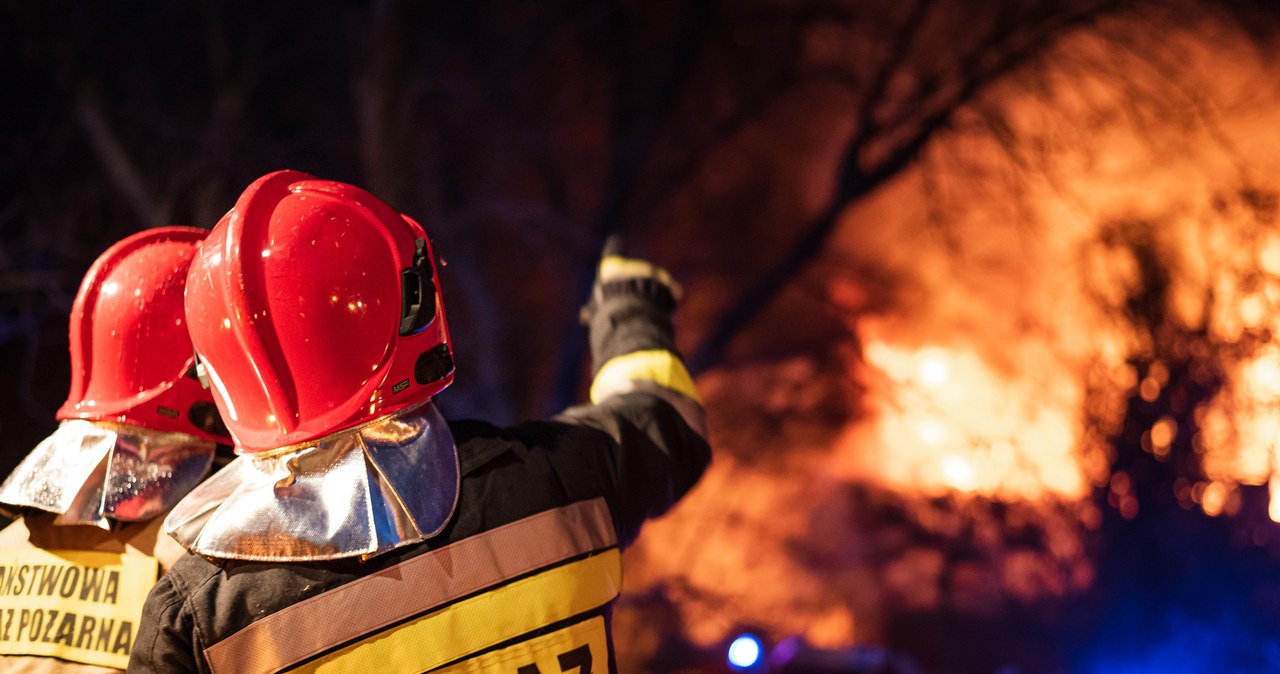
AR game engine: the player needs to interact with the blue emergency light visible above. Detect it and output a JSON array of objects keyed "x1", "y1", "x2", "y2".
[{"x1": 727, "y1": 633, "x2": 765, "y2": 670}]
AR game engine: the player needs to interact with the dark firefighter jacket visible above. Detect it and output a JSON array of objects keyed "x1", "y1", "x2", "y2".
[{"x1": 127, "y1": 272, "x2": 711, "y2": 674}]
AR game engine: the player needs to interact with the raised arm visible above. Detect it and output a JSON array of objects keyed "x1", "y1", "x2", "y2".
[{"x1": 556, "y1": 241, "x2": 712, "y2": 546}]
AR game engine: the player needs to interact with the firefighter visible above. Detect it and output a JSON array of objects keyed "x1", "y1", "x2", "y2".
[
  {"x1": 127, "y1": 170, "x2": 711, "y2": 674},
  {"x1": 0, "y1": 228, "x2": 232, "y2": 673}
]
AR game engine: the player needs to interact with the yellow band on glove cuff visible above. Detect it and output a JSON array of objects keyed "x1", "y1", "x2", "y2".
[{"x1": 598, "y1": 256, "x2": 682, "y2": 299}]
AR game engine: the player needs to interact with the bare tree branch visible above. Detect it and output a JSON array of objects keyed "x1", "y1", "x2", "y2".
[
  {"x1": 689, "y1": 0, "x2": 1125, "y2": 374},
  {"x1": 627, "y1": 2, "x2": 820, "y2": 230},
  {"x1": 548, "y1": 1, "x2": 719, "y2": 411},
  {"x1": 72, "y1": 96, "x2": 163, "y2": 229},
  {"x1": 357, "y1": 0, "x2": 412, "y2": 206}
]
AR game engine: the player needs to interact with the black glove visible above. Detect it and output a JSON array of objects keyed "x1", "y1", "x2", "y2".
[
  {"x1": 579, "y1": 236, "x2": 681, "y2": 375},
  {"x1": 581, "y1": 236, "x2": 680, "y2": 316}
]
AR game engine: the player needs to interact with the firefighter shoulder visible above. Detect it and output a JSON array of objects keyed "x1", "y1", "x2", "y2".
[
  {"x1": 127, "y1": 170, "x2": 710, "y2": 674},
  {"x1": 0, "y1": 228, "x2": 231, "y2": 673}
]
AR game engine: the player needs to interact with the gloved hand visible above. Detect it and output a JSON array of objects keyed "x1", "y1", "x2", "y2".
[
  {"x1": 581, "y1": 235, "x2": 680, "y2": 324},
  {"x1": 596, "y1": 235, "x2": 682, "y2": 297},
  {"x1": 579, "y1": 236, "x2": 681, "y2": 376}
]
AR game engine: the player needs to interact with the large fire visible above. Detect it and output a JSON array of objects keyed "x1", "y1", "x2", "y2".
[{"x1": 620, "y1": 5, "x2": 1280, "y2": 670}]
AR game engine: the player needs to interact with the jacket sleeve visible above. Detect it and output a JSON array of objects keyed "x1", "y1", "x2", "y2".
[
  {"x1": 554, "y1": 260, "x2": 711, "y2": 547},
  {"x1": 127, "y1": 574, "x2": 205, "y2": 674}
]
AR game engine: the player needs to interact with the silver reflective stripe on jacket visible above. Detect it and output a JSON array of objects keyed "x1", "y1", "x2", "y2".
[{"x1": 203, "y1": 498, "x2": 618, "y2": 674}]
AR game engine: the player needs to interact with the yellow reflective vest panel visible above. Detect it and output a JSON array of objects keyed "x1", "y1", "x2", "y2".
[
  {"x1": 204, "y1": 499, "x2": 620, "y2": 674},
  {"x1": 0, "y1": 514, "x2": 177, "y2": 673}
]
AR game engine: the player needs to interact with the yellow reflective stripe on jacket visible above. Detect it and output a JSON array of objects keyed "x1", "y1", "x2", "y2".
[
  {"x1": 204, "y1": 498, "x2": 617, "y2": 674},
  {"x1": 294, "y1": 550, "x2": 621, "y2": 674},
  {"x1": 0, "y1": 548, "x2": 158, "y2": 670},
  {"x1": 433, "y1": 615, "x2": 608, "y2": 674},
  {"x1": 590, "y1": 350, "x2": 701, "y2": 405}
]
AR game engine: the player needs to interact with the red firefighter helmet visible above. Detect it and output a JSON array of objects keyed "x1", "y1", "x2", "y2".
[
  {"x1": 185, "y1": 170, "x2": 454, "y2": 452},
  {"x1": 57, "y1": 227, "x2": 230, "y2": 443}
]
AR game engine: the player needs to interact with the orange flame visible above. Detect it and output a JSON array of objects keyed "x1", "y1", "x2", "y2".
[
  {"x1": 836, "y1": 340, "x2": 1091, "y2": 501},
  {"x1": 1198, "y1": 348, "x2": 1280, "y2": 521}
]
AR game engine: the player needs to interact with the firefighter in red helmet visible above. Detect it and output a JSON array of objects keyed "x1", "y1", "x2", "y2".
[
  {"x1": 129, "y1": 170, "x2": 710, "y2": 673},
  {"x1": 0, "y1": 227, "x2": 232, "y2": 672}
]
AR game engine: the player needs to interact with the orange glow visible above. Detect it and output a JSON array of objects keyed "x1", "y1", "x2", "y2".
[
  {"x1": 1148, "y1": 417, "x2": 1176, "y2": 461},
  {"x1": 1119, "y1": 495, "x2": 1138, "y2": 520},
  {"x1": 1201, "y1": 481, "x2": 1227, "y2": 517},
  {"x1": 1110, "y1": 471, "x2": 1130, "y2": 495},
  {"x1": 1150, "y1": 418, "x2": 1175, "y2": 449},
  {"x1": 1200, "y1": 347, "x2": 1280, "y2": 519},
  {"x1": 919, "y1": 351, "x2": 950, "y2": 388},
  {"x1": 837, "y1": 340, "x2": 1091, "y2": 500},
  {"x1": 940, "y1": 455, "x2": 976, "y2": 489},
  {"x1": 1271, "y1": 476, "x2": 1280, "y2": 523},
  {"x1": 1261, "y1": 233, "x2": 1280, "y2": 274},
  {"x1": 1248, "y1": 356, "x2": 1280, "y2": 397},
  {"x1": 916, "y1": 419, "x2": 948, "y2": 446},
  {"x1": 1139, "y1": 377, "x2": 1161, "y2": 403}
]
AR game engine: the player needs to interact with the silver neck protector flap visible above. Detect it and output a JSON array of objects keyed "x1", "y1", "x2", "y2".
[
  {"x1": 163, "y1": 400, "x2": 460, "y2": 562},
  {"x1": 0, "y1": 420, "x2": 216, "y2": 529}
]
